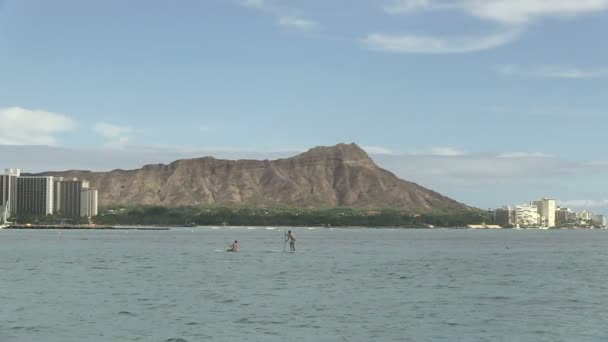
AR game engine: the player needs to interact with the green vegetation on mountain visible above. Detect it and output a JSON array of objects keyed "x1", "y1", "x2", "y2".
[{"x1": 91, "y1": 205, "x2": 493, "y2": 228}]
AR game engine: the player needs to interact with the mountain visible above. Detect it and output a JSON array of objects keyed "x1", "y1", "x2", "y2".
[{"x1": 32, "y1": 143, "x2": 471, "y2": 212}]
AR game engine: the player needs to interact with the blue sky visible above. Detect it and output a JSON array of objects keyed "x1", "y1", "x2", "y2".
[{"x1": 1, "y1": 0, "x2": 607, "y2": 213}]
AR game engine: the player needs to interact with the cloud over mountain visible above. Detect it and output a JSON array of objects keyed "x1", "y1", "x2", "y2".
[{"x1": 0, "y1": 107, "x2": 76, "y2": 145}]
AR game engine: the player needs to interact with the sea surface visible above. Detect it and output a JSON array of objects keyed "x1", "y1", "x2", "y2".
[{"x1": 1, "y1": 227, "x2": 607, "y2": 342}]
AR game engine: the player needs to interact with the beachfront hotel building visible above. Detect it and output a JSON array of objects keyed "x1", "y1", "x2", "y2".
[
  {"x1": 54, "y1": 177, "x2": 99, "y2": 218},
  {"x1": 533, "y1": 198, "x2": 556, "y2": 228},
  {"x1": 80, "y1": 188, "x2": 98, "y2": 218},
  {"x1": 0, "y1": 168, "x2": 98, "y2": 218},
  {"x1": 17, "y1": 176, "x2": 55, "y2": 216},
  {"x1": 55, "y1": 178, "x2": 91, "y2": 217},
  {"x1": 495, "y1": 197, "x2": 605, "y2": 229},
  {"x1": 515, "y1": 204, "x2": 540, "y2": 228},
  {"x1": 0, "y1": 169, "x2": 20, "y2": 217},
  {"x1": 577, "y1": 211, "x2": 591, "y2": 221},
  {"x1": 555, "y1": 207, "x2": 573, "y2": 225}
]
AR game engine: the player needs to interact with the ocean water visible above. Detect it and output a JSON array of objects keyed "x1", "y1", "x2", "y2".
[{"x1": 1, "y1": 228, "x2": 607, "y2": 342}]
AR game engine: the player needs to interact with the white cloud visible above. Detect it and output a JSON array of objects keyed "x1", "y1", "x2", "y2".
[
  {"x1": 384, "y1": 0, "x2": 608, "y2": 24},
  {"x1": 362, "y1": 146, "x2": 396, "y2": 155},
  {"x1": 0, "y1": 107, "x2": 77, "y2": 145},
  {"x1": 585, "y1": 160, "x2": 608, "y2": 167},
  {"x1": 535, "y1": 66, "x2": 608, "y2": 79},
  {"x1": 239, "y1": 0, "x2": 319, "y2": 31},
  {"x1": 383, "y1": 0, "x2": 435, "y2": 14},
  {"x1": 0, "y1": 144, "x2": 298, "y2": 172},
  {"x1": 560, "y1": 199, "x2": 608, "y2": 208},
  {"x1": 93, "y1": 122, "x2": 133, "y2": 147},
  {"x1": 468, "y1": 0, "x2": 608, "y2": 24},
  {"x1": 430, "y1": 147, "x2": 468, "y2": 156},
  {"x1": 483, "y1": 105, "x2": 602, "y2": 119},
  {"x1": 240, "y1": 0, "x2": 267, "y2": 9},
  {"x1": 363, "y1": 30, "x2": 520, "y2": 54},
  {"x1": 495, "y1": 65, "x2": 518, "y2": 76},
  {"x1": 240, "y1": 0, "x2": 608, "y2": 54},
  {"x1": 277, "y1": 16, "x2": 319, "y2": 30},
  {"x1": 497, "y1": 65, "x2": 608, "y2": 79},
  {"x1": 374, "y1": 0, "x2": 608, "y2": 54},
  {"x1": 373, "y1": 152, "x2": 589, "y2": 187},
  {"x1": 497, "y1": 152, "x2": 555, "y2": 158}
]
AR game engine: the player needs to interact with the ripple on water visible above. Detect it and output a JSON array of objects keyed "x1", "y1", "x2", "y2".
[
  {"x1": 234, "y1": 318, "x2": 288, "y2": 325},
  {"x1": 135, "y1": 265, "x2": 154, "y2": 269},
  {"x1": 11, "y1": 326, "x2": 45, "y2": 333},
  {"x1": 90, "y1": 266, "x2": 111, "y2": 270},
  {"x1": 219, "y1": 299, "x2": 237, "y2": 304}
]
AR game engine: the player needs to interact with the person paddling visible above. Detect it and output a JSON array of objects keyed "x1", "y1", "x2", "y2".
[
  {"x1": 227, "y1": 240, "x2": 238, "y2": 252},
  {"x1": 286, "y1": 231, "x2": 296, "y2": 252}
]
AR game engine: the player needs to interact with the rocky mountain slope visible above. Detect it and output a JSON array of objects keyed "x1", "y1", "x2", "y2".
[{"x1": 34, "y1": 143, "x2": 471, "y2": 212}]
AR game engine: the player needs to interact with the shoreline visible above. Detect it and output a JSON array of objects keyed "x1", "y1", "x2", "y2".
[
  {"x1": 5, "y1": 225, "x2": 170, "y2": 230},
  {"x1": 3, "y1": 224, "x2": 605, "y2": 230}
]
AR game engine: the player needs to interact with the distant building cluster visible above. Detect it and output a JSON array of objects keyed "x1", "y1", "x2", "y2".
[
  {"x1": 0, "y1": 168, "x2": 98, "y2": 220},
  {"x1": 494, "y1": 198, "x2": 605, "y2": 229}
]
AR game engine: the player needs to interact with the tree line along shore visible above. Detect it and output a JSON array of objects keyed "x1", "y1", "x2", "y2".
[{"x1": 11, "y1": 205, "x2": 494, "y2": 228}]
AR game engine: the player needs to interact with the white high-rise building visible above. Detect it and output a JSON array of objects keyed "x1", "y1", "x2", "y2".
[
  {"x1": 55, "y1": 178, "x2": 93, "y2": 218},
  {"x1": 537, "y1": 198, "x2": 556, "y2": 228},
  {"x1": 80, "y1": 188, "x2": 98, "y2": 218},
  {"x1": 0, "y1": 168, "x2": 20, "y2": 217},
  {"x1": 17, "y1": 176, "x2": 54, "y2": 216},
  {"x1": 577, "y1": 211, "x2": 591, "y2": 221},
  {"x1": 516, "y1": 204, "x2": 540, "y2": 228},
  {"x1": 0, "y1": 169, "x2": 100, "y2": 220}
]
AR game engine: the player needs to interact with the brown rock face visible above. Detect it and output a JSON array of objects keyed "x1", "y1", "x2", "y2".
[{"x1": 34, "y1": 143, "x2": 470, "y2": 212}]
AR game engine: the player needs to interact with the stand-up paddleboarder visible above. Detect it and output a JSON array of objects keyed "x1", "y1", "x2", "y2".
[{"x1": 286, "y1": 230, "x2": 296, "y2": 252}]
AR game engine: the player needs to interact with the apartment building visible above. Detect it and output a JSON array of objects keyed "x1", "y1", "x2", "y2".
[
  {"x1": 0, "y1": 168, "x2": 20, "y2": 217},
  {"x1": 516, "y1": 204, "x2": 540, "y2": 228},
  {"x1": 80, "y1": 188, "x2": 99, "y2": 218},
  {"x1": 1, "y1": 169, "x2": 98, "y2": 218},
  {"x1": 17, "y1": 176, "x2": 54, "y2": 216}
]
